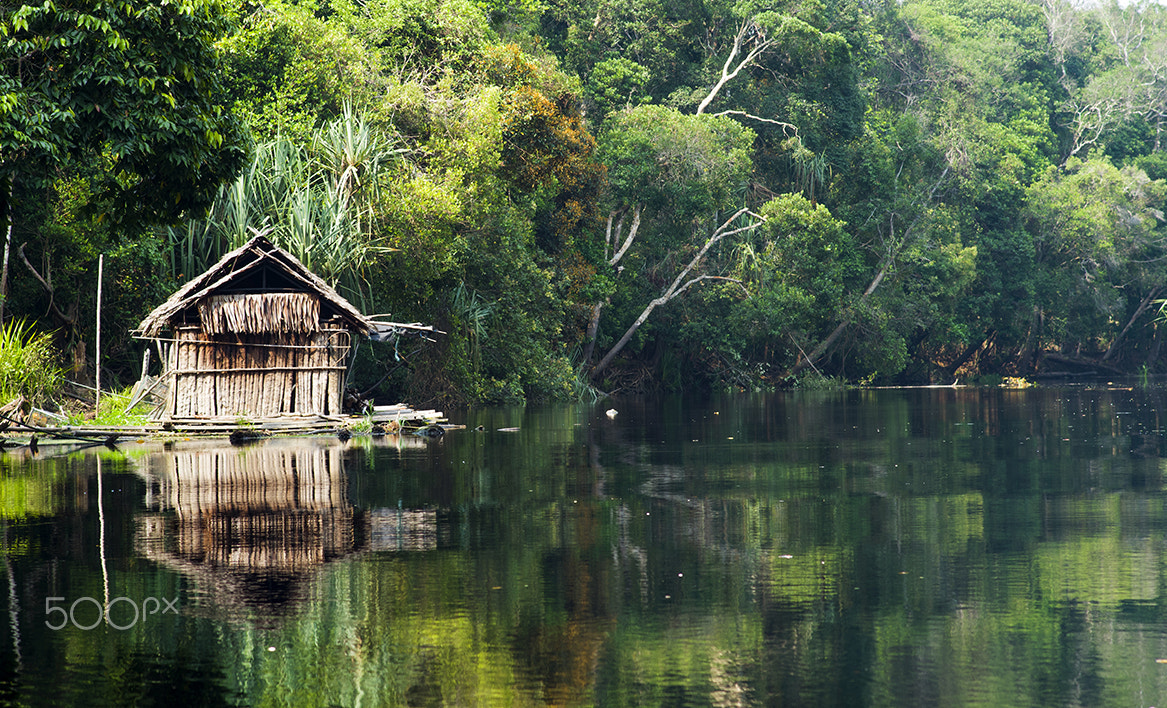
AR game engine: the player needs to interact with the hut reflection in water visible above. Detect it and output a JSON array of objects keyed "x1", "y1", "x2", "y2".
[{"x1": 135, "y1": 438, "x2": 437, "y2": 618}]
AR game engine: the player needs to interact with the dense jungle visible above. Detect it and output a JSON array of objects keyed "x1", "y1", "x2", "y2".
[{"x1": 4, "y1": 0, "x2": 1167, "y2": 405}]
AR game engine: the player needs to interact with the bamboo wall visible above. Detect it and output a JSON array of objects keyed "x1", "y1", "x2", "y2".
[{"x1": 165, "y1": 325, "x2": 351, "y2": 419}]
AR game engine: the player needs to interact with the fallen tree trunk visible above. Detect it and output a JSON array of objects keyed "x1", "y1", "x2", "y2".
[
  {"x1": 1041, "y1": 351, "x2": 1126, "y2": 376},
  {"x1": 944, "y1": 331, "x2": 994, "y2": 380},
  {"x1": 1102, "y1": 286, "x2": 1161, "y2": 362}
]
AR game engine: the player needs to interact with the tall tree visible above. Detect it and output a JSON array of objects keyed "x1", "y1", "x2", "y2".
[
  {"x1": 0, "y1": 0, "x2": 248, "y2": 319},
  {"x1": 1022, "y1": 156, "x2": 1167, "y2": 367},
  {"x1": 586, "y1": 105, "x2": 755, "y2": 379},
  {"x1": 590, "y1": 206, "x2": 763, "y2": 379}
]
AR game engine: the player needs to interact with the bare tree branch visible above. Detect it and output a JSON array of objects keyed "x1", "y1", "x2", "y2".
[
  {"x1": 673, "y1": 275, "x2": 748, "y2": 299},
  {"x1": 609, "y1": 203, "x2": 641, "y2": 266},
  {"x1": 704, "y1": 110, "x2": 798, "y2": 133},
  {"x1": 591, "y1": 208, "x2": 764, "y2": 379},
  {"x1": 604, "y1": 209, "x2": 620, "y2": 262},
  {"x1": 1042, "y1": 0, "x2": 1085, "y2": 89},
  {"x1": 18, "y1": 242, "x2": 74, "y2": 325},
  {"x1": 710, "y1": 110, "x2": 798, "y2": 134},
  {"x1": 697, "y1": 19, "x2": 778, "y2": 115}
]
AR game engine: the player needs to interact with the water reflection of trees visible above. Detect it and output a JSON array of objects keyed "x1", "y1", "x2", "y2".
[
  {"x1": 582, "y1": 391, "x2": 1167, "y2": 705},
  {"x1": 6, "y1": 392, "x2": 1160, "y2": 704}
]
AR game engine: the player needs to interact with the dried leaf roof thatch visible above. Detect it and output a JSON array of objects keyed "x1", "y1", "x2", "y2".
[
  {"x1": 200, "y1": 293, "x2": 321, "y2": 336},
  {"x1": 136, "y1": 236, "x2": 371, "y2": 338}
]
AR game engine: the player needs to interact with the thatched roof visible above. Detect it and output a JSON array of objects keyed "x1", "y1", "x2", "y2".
[
  {"x1": 199, "y1": 292, "x2": 321, "y2": 336},
  {"x1": 136, "y1": 235, "x2": 371, "y2": 338}
]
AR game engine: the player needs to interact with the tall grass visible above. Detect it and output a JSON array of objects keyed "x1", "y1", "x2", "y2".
[
  {"x1": 65, "y1": 386, "x2": 153, "y2": 426},
  {"x1": 0, "y1": 319, "x2": 63, "y2": 406}
]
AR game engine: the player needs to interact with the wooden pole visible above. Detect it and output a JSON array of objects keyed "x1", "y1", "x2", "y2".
[
  {"x1": 0, "y1": 172, "x2": 14, "y2": 328},
  {"x1": 95, "y1": 254, "x2": 103, "y2": 410}
]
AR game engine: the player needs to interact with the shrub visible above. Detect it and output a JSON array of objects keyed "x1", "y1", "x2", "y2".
[
  {"x1": 66, "y1": 386, "x2": 153, "y2": 427},
  {"x1": 0, "y1": 319, "x2": 63, "y2": 407}
]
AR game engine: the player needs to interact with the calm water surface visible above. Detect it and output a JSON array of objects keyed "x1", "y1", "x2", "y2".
[{"x1": 3, "y1": 387, "x2": 1167, "y2": 706}]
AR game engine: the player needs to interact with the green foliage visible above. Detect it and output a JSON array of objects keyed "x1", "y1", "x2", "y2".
[
  {"x1": 171, "y1": 107, "x2": 401, "y2": 305},
  {"x1": 599, "y1": 105, "x2": 754, "y2": 214},
  {"x1": 65, "y1": 385, "x2": 153, "y2": 426},
  {"x1": 584, "y1": 57, "x2": 649, "y2": 118},
  {"x1": 1021, "y1": 155, "x2": 1167, "y2": 356},
  {"x1": 217, "y1": 0, "x2": 378, "y2": 143},
  {"x1": 333, "y1": 0, "x2": 493, "y2": 62},
  {"x1": 0, "y1": 319, "x2": 63, "y2": 406},
  {"x1": 1, "y1": 0, "x2": 249, "y2": 223},
  {"x1": 674, "y1": 194, "x2": 863, "y2": 384},
  {"x1": 583, "y1": 108, "x2": 759, "y2": 387},
  {"x1": 548, "y1": 0, "x2": 709, "y2": 101},
  {"x1": 757, "y1": 194, "x2": 860, "y2": 314},
  {"x1": 1, "y1": 0, "x2": 248, "y2": 390},
  {"x1": 12, "y1": 0, "x2": 1167, "y2": 396},
  {"x1": 204, "y1": 4, "x2": 606, "y2": 403}
]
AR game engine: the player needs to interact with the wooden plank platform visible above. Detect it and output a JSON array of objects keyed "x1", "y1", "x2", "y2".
[{"x1": 0, "y1": 403, "x2": 446, "y2": 445}]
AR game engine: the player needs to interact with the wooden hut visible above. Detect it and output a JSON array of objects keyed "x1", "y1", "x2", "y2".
[{"x1": 136, "y1": 235, "x2": 372, "y2": 420}]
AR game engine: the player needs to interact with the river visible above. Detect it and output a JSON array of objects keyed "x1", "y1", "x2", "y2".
[{"x1": 2, "y1": 386, "x2": 1167, "y2": 706}]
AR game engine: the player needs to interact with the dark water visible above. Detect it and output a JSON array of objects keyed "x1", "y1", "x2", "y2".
[{"x1": 4, "y1": 387, "x2": 1167, "y2": 706}]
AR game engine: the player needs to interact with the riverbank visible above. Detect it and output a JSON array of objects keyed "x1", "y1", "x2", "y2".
[{"x1": 0, "y1": 402, "x2": 448, "y2": 453}]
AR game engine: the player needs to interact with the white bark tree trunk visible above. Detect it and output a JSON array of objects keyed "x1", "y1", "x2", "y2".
[
  {"x1": 696, "y1": 20, "x2": 775, "y2": 115},
  {"x1": 590, "y1": 208, "x2": 762, "y2": 379},
  {"x1": 0, "y1": 173, "x2": 13, "y2": 328}
]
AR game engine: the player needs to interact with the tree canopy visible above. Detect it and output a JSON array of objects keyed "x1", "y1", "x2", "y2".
[
  {"x1": 1, "y1": 0, "x2": 248, "y2": 219},
  {"x1": 6, "y1": 0, "x2": 1167, "y2": 402}
]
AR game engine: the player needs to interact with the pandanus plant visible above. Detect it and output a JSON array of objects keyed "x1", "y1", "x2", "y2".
[{"x1": 168, "y1": 104, "x2": 403, "y2": 309}]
